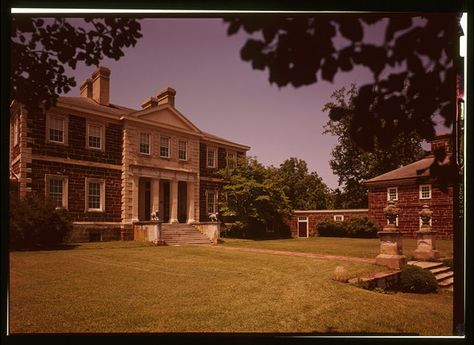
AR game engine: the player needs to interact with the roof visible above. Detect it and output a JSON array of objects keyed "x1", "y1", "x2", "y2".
[
  {"x1": 57, "y1": 96, "x2": 136, "y2": 116},
  {"x1": 202, "y1": 131, "x2": 250, "y2": 151},
  {"x1": 365, "y1": 157, "x2": 434, "y2": 185}
]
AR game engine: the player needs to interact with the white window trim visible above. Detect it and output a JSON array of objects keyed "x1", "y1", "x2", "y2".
[
  {"x1": 419, "y1": 216, "x2": 433, "y2": 229},
  {"x1": 178, "y1": 140, "x2": 188, "y2": 161},
  {"x1": 333, "y1": 215, "x2": 344, "y2": 222},
  {"x1": 419, "y1": 184, "x2": 432, "y2": 200},
  {"x1": 159, "y1": 136, "x2": 171, "y2": 158},
  {"x1": 207, "y1": 147, "x2": 217, "y2": 168},
  {"x1": 45, "y1": 174, "x2": 68, "y2": 209},
  {"x1": 139, "y1": 132, "x2": 152, "y2": 155},
  {"x1": 206, "y1": 190, "x2": 218, "y2": 215},
  {"x1": 226, "y1": 150, "x2": 237, "y2": 168},
  {"x1": 46, "y1": 114, "x2": 68, "y2": 145},
  {"x1": 387, "y1": 187, "x2": 398, "y2": 201},
  {"x1": 13, "y1": 115, "x2": 19, "y2": 147},
  {"x1": 86, "y1": 121, "x2": 105, "y2": 150},
  {"x1": 85, "y1": 178, "x2": 105, "y2": 212}
]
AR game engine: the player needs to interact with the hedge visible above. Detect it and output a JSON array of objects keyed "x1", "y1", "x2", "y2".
[{"x1": 316, "y1": 217, "x2": 378, "y2": 238}]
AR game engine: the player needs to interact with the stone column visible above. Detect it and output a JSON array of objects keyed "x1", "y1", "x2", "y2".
[
  {"x1": 187, "y1": 180, "x2": 195, "y2": 223},
  {"x1": 169, "y1": 179, "x2": 179, "y2": 224},
  {"x1": 132, "y1": 175, "x2": 139, "y2": 222},
  {"x1": 413, "y1": 204, "x2": 440, "y2": 260},
  {"x1": 151, "y1": 178, "x2": 160, "y2": 218},
  {"x1": 375, "y1": 201, "x2": 407, "y2": 269}
]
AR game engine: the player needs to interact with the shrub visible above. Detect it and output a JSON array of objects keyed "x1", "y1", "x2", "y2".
[
  {"x1": 345, "y1": 217, "x2": 378, "y2": 238},
  {"x1": 400, "y1": 265, "x2": 438, "y2": 293},
  {"x1": 10, "y1": 193, "x2": 73, "y2": 250},
  {"x1": 316, "y1": 217, "x2": 378, "y2": 238},
  {"x1": 220, "y1": 222, "x2": 245, "y2": 238}
]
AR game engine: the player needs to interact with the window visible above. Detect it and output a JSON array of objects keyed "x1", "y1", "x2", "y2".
[
  {"x1": 419, "y1": 184, "x2": 432, "y2": 199},
  {"x1": 298, "y1": 216, "x2": 308, "y2": 221},
  {"x1": 139, "y1": 133, "x2": 151, "y2": 154},
  {"x1": 334, "y1": 215, "x2": 344, "y2": 222},
  {"x1": 86, "y1": 178, "x2": 105, "y2": 212},
  {"x1": 12, "y1": 115, "x2": 19, "y2": 147},
  {"x1": 178, "y1": 140, "x2": 187, "y2": 160},
  {"x1": 160, "y1": 136, "x2": 170, "y2": 158},
  {"x1": 45, "y1": 175, "x2": 68, "y2": 208},
  {"x1": 47, "y1": 115, "x2": 67, "y2": 144},
  {"x1": 227, "y1": 150, "x2": 237, "y2": 169},
  {"x1": 207, "y1": 191, "x2": 217, "y2": 215},
  {"x1": 207, "y1": 147, "x2": 216, "y2": 168},
  {"x1": 87, "y1": 123, "x2": 103, "y2": 149},
  {"x1": 387, "y1": 187, "x2": 398, "y2": 201},
  {"x1": 419, "y1": 217, "x2": 433, "y2": 229}
]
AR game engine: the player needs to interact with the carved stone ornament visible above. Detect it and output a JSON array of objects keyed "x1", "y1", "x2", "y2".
[
  {"x1": 383, "y1": 200, "x2": 400, "y2": 226},
  {"x1": 419, "y1": 204, "x2": 433, "y2": 227}
]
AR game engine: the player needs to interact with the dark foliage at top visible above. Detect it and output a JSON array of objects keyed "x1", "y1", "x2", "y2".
[
  {"x1": 224, "y1": 14, "x2": 460, "y2": 152},
  {"x1": 11, "y1": 17, "x2": 142, "y2": 114}
]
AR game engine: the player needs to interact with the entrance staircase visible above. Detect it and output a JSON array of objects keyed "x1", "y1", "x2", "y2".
[
  {"x1": 407, "y1": 261, "x2": 453, "y2": 290},
  {"x1": 161, "y1": 223, "x2": 213, "y2": 246}
]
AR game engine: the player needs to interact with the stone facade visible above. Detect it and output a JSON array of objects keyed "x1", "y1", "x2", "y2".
[{"x1": 9, "y1": 66, "x2": 249, "y2": 242}]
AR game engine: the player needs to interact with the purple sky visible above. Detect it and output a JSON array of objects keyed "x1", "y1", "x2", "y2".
[{"x1": 64, "y1": 18, "x2": 444, "y2": 189}]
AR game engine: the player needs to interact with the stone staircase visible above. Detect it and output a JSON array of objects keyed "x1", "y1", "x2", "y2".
[
  {"x1": 161, "y1": 223, "x2": 213, "y2": 246},
  {"x1": 407, "y1": 261, "x2": 453, "y2": 290}
]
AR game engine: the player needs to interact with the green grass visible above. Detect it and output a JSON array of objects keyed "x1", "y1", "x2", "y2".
[
  {"x1": 10, "y1": 242, "x2": 453, "y2": 334},
  {"x1": 220, "y1": 237, "x2": 453, "y2": 259}
]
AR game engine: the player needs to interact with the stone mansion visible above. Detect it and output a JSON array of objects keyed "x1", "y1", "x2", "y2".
[{"x1": 9, "y1": 66, "x2": 249, "y2": 241}]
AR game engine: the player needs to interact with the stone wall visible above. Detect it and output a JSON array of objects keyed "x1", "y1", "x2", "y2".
[
  {"x1": 68, "y1": 222, "x2": 122, "y2": 242},
  {"x1": 368, "y1": 184, "x2": 453, "y2": 239},
  {"x1": 288, "y1": 209, "x2": 370, "y2": 237}
]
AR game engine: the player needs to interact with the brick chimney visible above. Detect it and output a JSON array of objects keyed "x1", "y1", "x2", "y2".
[
  {"x1": 91, "y1": 66, "x2": 111, "y2": 106},
  {"x1": 80, "y1": 78, "x2": 93, "y2": 98},
  {"x1": 430, "y1": 134, "x2": 451, "y2": 154},
  {"x1": 141, "y1": 97, "x2": 159, "y2": 109},
  {"x1": 156, "y1": 87, "x2": 176, "y2": 107}
]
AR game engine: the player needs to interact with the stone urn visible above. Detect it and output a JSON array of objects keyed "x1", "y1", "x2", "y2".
[
  {"x1": 414, "y1": 204, "x2": 439, "y2": 260},
  {"x1": 376, "y1": 200, "x2": 406, "y2": 269}
]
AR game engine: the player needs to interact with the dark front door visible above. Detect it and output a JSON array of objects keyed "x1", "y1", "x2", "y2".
[
  {"x1": 139, "y1": 178, "x2": 151, "y2": 221},
  {"x1": 298, "y1": 221, "x2": 308, "y2": 237},
  {"x1": 178, "y1": 181, "x2": 187, "y2": 223},
  {"x1": 162, "y1": 181, "x2": 170, "y2": 223}
]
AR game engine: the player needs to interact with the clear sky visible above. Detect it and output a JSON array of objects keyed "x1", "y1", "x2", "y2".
[{"x1": 64, "y1": 18, "x2": 442, "y2": 189}]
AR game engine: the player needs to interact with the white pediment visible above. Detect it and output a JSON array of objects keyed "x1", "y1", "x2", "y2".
[{"x1": 136, "y1": 107, "x2": 201, "y2": 133}]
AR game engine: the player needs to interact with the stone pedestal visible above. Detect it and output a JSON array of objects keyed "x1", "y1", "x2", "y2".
[
  {"x1": 375, "y1": 231, "x2": 407, "y2": 269},
  {"x1": 413, "y1": 230, "x2": 440, "y2": 260}
]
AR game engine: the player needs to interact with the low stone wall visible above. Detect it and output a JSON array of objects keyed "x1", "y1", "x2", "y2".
[
  {"x1": 349, "y1": 270, "x2": 401, "y2": 290},
  {"x1": 68, "y1": 222, "x2": 122, "y2": 242},
  {"x1": 193, "y1": 222, "x2": 220, "y2": 243},
  {"x1": 133, "y1": 221, "x2": 162, "y2": 242}
]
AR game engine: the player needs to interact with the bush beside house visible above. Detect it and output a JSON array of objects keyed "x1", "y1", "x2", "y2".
[{"x1": 316, "y1": 216, "x2": 378, "y2": 238}]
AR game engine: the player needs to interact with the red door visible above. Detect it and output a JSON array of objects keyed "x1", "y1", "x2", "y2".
[{"x1": 298, "y1": 221, "x2": 308, "y2": 237}]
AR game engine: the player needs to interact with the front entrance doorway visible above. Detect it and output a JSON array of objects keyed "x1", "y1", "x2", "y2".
[
  {"x1": 178, "y1": 181, "x2": 187, "y2": 223},
  {"x1": 297, "y1": 216, "x2": 308, "y2": 237},
  {"x1": 138, "y1": 177, "x2": 151, "y2": 221},
  {"x1": 160, "y1": 180, "x2": 170, "y2": 223}
]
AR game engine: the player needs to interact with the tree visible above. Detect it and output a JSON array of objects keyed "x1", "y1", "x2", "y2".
[
  {"x1": 276, "y1": 157, "x2": 331, "y2": 210},
  {"x1": 223, "y1": 14, "x2": 460, "y2": 152},
  {"x1": 11, "y1": 17, "x2": 142, "y2": 114},
  {"x1": 323, "y1": 84, "x2": 425, "y2": 208},
  {"x1": 218, "y1": 156, "x2": 291, "y2": 237}
]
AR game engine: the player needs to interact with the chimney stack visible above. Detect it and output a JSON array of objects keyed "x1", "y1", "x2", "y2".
[
  {"x1": 141, "y1": 97, "x2": 159, "y2": 109},
  {"x1": 91, "y1": 66, "x2": 111, "y2": 106},
  {"x1": 156, "y1": 87, "x2": 176, "y2": 107},
  {"x1": 430, "y1": 134, "x2": 451, "y2": 155},
  {"x1": 80, "y1": 78, "x2": 93, "y2": 98}
]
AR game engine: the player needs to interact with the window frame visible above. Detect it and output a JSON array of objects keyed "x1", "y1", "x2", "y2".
[
  {"x1": 12, "y1": 114, "x2": 19, "y2": 147},
  {"x1": 207, "y1": 147, "x2": 217, "y2": 168},
  {"x1": 139, "y1": 132, "x2": 151, "y2": 155},
  {"x1": 178, "y1": 140, "x2": 188, "y2": 161},
  {"x1": 226, "y1": 150, "x2": 237, "y2": 169},
  {"x1": 206, "y1": 190, "x2": 217, "y2": 215},
  {"x1": 85, "y1": 178, "x2": 105, "y2": 212},
  {"x1": 419, "y1": 184, "x2": 432, "y2": 200},
  {"x1": 387, "y1": 187, "x2": 398, "y2": 201},
  {"x1": 46, "y1": 114, "x2": 68, "y2": 145},
  {"x1": 333, "y1": 215, "x2": 344, "y2": 222},
  {"x1": 160, "y1": 136, "x2": 171, "y2": 158},
  {"x1": 86, "y1": 122, "x2": 105, "y2": 150},
  {"x1": 45, "y1": 174, "x2": 68, "y2": 209}
]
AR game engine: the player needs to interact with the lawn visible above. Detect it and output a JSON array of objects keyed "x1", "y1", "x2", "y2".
[
  {"x1": 220, "y1": 237, "x2": 454, "y2": 259},
  {"x1": 9, "y1": 242, "x2": 453, "y2": 334}
]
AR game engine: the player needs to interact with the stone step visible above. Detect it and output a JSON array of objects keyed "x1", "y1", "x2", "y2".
[
  {"x1": 434, "y1": 271, "x2": 453, "y2": 282},
  {"x1": 407, "y1": 261, "x2": 444, "y2": 270},
  {"x1": 429, "y1": 266, "x2": 451, "y2": 275},
  {"x1": 438, "y1": 277, "x2": 454, "y2": 287}
]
